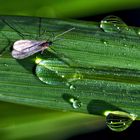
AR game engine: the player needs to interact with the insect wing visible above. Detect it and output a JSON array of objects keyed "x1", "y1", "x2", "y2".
[
  {"x1": 12, "y1": 40, "x2": 45, "y2": 59},
  {"x1": 13, "y1": 40, "x2": 44, "y2": 51},
  {"x1": 12, "y1": 49, "x2": 32, "y2": 59}
]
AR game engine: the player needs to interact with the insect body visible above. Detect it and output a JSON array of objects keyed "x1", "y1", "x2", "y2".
[
  {"x1": 12, "y1": 40, "x2": 52, "y2": 59},
  {"x1": 11, "y1": 27, "x2": 75, "y2": 59}
]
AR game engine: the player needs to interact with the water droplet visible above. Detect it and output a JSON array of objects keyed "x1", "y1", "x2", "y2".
[
  {"x1": 69, "y1": 98, "x2": 81, "y2": 109},
  {"x1": 69, "y1": 84, "x2": 76, "y2": 90},
  {"x1": 61, "y1": 75, "x2": 65, "y2": 78},
  {"x1": 62, "y1": 94, "x2": 82, "y2": 109},
  {"x1": 68, "y1": 72, "x2": 83, "y2": 83},
  {"x1": 103, "y1": 41, "x2": 108, "y2": 46},
  {"x1": 100, "y1": 15, "x2": 134, "y2": 35},
  {"x1": 104, "y1": 111, "x2": 137, "y2": 132},
  {"x1": 100, "y1": 39, "x2": 108, "y2": 46},
  {"x1": 35, "y1": 59, "x2": 83, "y2": 87},
  {"x1": 36, "y1": 59, "x2": 66, "y2": 85}
]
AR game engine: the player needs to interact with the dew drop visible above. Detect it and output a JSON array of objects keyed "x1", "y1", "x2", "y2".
[
  {"x1": 62, "y1": 94, "x2": 82, "y2": 109},
  {"x1": 100, "y1": 39, "x2": 108, "y2": 46},
  {"x1": 104, "y1": 111, "x2": 137, "y2": 132},
  {"x1": 35, "y1": 59, "x2": 83, "y2": 88},
  {"x1": 36, "y1": 59, "x2": 66, "y2": 85},
  {"x1": 103, "y1": 41, "x2": 108, "y2": 46},
  {"x1": 69, "y1": 98, "x2": 81, "y2": 109},
  {"x1": 61, "y1": 75, "x2": 65, "y2": 78},
  {"x1": 69, "y1": 84, "x2": 76, "y2": 90},
  {"x1": 100, "y1": 15, "x2": 129, "y2": 33},
  {"x1": 68, "y1": 71, "x2": 83, "y2": 83}
]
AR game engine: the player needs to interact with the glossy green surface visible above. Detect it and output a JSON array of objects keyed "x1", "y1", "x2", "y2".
[{"x1": 0, "y1": 16, "x2": 139, "y2": 119}]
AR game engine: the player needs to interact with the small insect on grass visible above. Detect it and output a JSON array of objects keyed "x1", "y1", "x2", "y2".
[{"x1": 11, "y1": 27, "x2": 75, "y2": 59}]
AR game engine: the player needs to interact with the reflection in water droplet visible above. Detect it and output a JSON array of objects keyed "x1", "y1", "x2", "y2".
[
  {"x1": 100, "y1": 15, "x2": 129, "y2": 33},
  {"x1": 69, "y1": 98, "x2": 81, "y2": 109},
  {"x1": 104, "y1": 111, "x2": 137, "y2": 132}
]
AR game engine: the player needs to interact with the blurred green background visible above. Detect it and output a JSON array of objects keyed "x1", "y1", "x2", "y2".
[
  {"x1": 0, "y1": 0, "x2": 140, "y2": 18},
  {"x1": 0, "y1": 0, "x2": 140, "y2": 139}
]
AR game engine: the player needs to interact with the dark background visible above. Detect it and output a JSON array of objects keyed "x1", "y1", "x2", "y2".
[
  {"x1": 78, "y1": 8, "x2": 140, "y2": 26},
  {"x1": 69, "y1": 121, "x2": 139, "y2": 140}
]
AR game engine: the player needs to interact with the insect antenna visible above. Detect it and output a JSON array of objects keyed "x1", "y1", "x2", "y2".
[
  {"x1": 52, "y1": 27, "x2": 75, "y2": 42},
  {"x1": 45, "y1": 27, "x2": 75, "y2": 65}
]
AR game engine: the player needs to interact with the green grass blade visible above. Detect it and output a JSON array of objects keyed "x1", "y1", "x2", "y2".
[{"x1": 0, "y1": 16, "x2": 140, "y2": 119}]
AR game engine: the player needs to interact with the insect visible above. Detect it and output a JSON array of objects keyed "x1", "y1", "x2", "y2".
[{"x1": 12, "y1": 27, "x2": 75, "y2": 59}]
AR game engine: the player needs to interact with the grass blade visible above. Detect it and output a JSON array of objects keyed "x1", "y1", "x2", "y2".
[{"x1": 0, "y1": 16, "x2": 140, "y2": 119}]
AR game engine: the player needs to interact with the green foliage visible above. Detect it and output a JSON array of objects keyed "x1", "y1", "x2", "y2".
[
  {"x1": 0, "y1": 0, "x2": 139, "y2": 139},
  {"x1": 0, "y1": 16, "x2": 139, "y2": 119}
]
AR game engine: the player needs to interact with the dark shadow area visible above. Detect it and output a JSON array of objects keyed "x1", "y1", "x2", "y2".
[
  {"x1": 77, "y1": 8, "x2": 140, "y2": 26},
  {"x1": 68, "y1": 120, "x2": 140, "y2": 140},
  {"x1": 87, "y1": 99, "x2": 123, "y2": 116},
  {"x1": 62, "y1": 93, "x2": 79, "y2": 101}
]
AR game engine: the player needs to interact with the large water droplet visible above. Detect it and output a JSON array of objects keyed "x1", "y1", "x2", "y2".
[
  {"x1": 36, "y1": 59, "x2": 66, "y2": 85},
  {"x1": 35, "y1": 58, "x2": 83, "y2": 87},
  {"x1": 100, "y1": 15, "x2": 139, "y2": 37},
  {"x1": 104, "y1": 111, "x2": 137, "y2": 132},
  {"x1": 100, "y1": 15, "x2": 129, "y2": 33}
]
